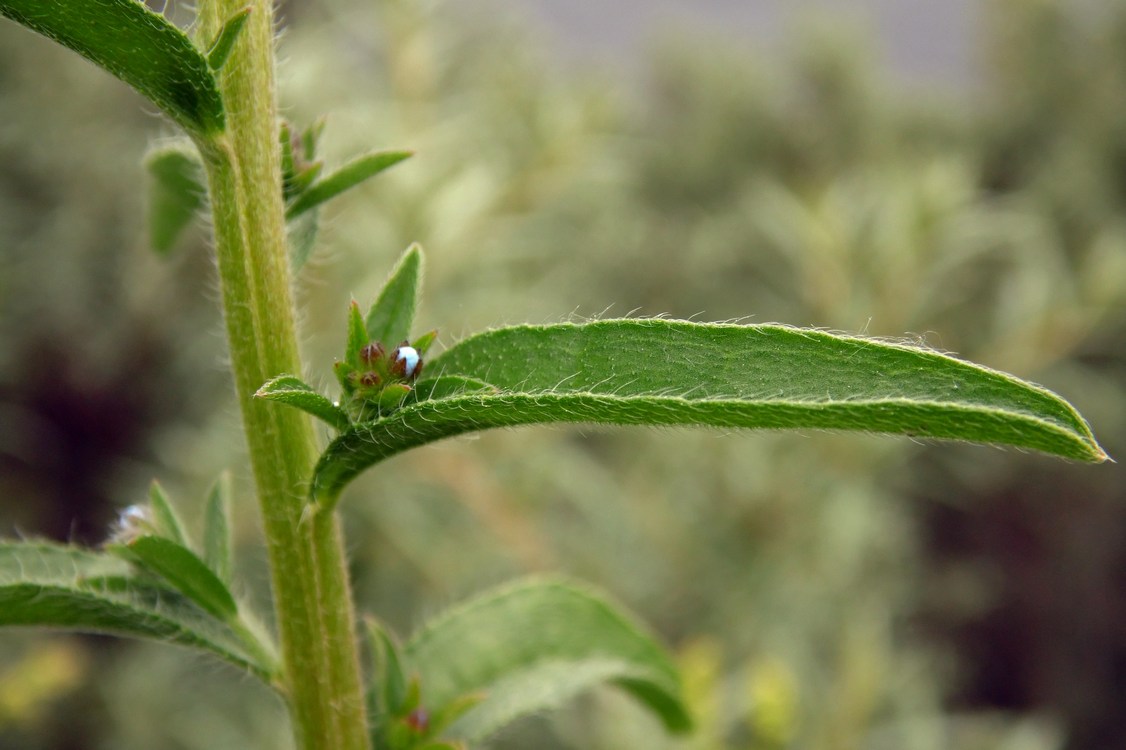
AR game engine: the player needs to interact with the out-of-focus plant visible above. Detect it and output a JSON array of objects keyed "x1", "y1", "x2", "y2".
[{"x1": 0, "y1": 1, "x2": 1118, "y2": 750}]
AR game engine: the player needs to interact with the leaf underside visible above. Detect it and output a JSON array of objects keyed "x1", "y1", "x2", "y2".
[
  {"x1": 404, "y1": 578, "x2": 691, "y2": 742},
  {"x1": 311, "y1": 320, "x2": 1105, "y2": 505},
  {"x1": 0, "y1": 542, "x2": 271, "y2": 679},
  {"x1": 0, "y1": 0, "x2": 224, "y2": 134}
]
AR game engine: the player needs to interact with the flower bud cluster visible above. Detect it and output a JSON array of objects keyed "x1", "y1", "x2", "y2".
[{"x1": 334, "y1": 326, "x2": 437, "y2": 422}]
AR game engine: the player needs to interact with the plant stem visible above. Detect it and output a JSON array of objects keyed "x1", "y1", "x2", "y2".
[{"x1": 194, "y1": 2, "x2": 369, "y2": 748}]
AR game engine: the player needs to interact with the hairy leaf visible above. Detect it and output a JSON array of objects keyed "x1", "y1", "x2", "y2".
[
  {"x1": 147, "y1": 481, "x2": 188, "y2": 546},
  {"x1": 287, "y1": 205, "x2": 319, "y2": 270},
  {"x1": 202, "y1": 472, "x2": 233, "y2": 585},
  {"x1": 0, "y1": 0, "x2": 224, "y2": 133},
  {"x1": 405, "y1": 375, "x2": 496, "y2": 405},
  {"x1": 144, "y1": 143, "x2": 206, "y2": 254},
  {"x1": 111, "y1": 535, "x2": 238, "y2": 622},
  {"x1": 0, "y1": 541, "x2": 273, "y2": 679},
  {"x1": 311, "y1": 320, "x2": 1105, "y2": 505},
  {"x1": 256, "y1": 375, "x2": 351, "y2": 431},
  {"x1": 286, "y1": 150, "x2": 413, "y2": 219},
  {"x1": 404, "y1": 578, "x2": 691, "y2": 741},
  {"x1": 206, "y1": 6, "x2": 250, "y2": 70},
  {"x1": 365, "y1": 244, "x2": 422, "y2": 347}
]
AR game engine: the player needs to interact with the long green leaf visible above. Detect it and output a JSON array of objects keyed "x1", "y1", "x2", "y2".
[
  {"x1": 311, "y1": 320, "x2": 1105, "y2": 505},
  {"x1": 0, "y1": 0, "x2": 224, "y2": 134},
  {"x1": 286, "y1": 150, "x2": 412, "y2": 219},
  {"x1": 365, "y1": 244, "x2": 422, "y2": 347},
  {"x1": 404, "y1": 578, "x2": 691, "y2": 741},
  {"x1": 0, "y1": 541, "x2": 273, "y2": 679}
]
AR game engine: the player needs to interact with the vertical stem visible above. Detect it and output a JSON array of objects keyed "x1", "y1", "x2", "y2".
[{"x1": 194, "y1": 3, "x2": 369, "y2": 749}]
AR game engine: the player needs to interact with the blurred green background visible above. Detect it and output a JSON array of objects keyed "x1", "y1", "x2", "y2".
[{"x1": 1, "y1": 0, "x2": 1124, "y2": 748}]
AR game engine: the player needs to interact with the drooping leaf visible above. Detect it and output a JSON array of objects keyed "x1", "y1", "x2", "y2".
[
  {"x1": 285, "y1": 150, "x2": 412, "y2": 219},
  {"x1": 111, "y1": 535, "x2": 238, "y2": 622},
  {"x1": 0, "y1": 0, "x2": 224, "y2": 134},
  {"x1": 365, "y1": 244, "x2": 422, "y2": 347},
  {"x1": 202, "y1": 472, "x2": 233, "y2": 586},
  {"x1": 145, "y1": 142, "x2": 206, "y2": 254},
  {"x1": 403, "y1": 578, "x2": 691, "y2": 742},
  {"x1": 0, "y1": 541, "x2": 273, "y2": 679},
  {"x1": 311, "y1": 320, "x2": 1106, "y2": 506},
  {"x1": 147, "y1": 481, "x2": 188, "y2": 547},
  {"x1": 205, "y1": 6, "x2": 250, "y2": 70},
  {"x1": 256, "y1": 375, "x2": 351, "y2": 431}
]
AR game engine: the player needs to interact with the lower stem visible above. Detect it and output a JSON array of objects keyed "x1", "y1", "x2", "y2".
[{"x1": 201, "y1": 139, "x2": 370, "y2": 750}]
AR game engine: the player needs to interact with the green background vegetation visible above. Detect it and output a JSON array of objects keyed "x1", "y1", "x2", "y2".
[{"x1": 1, "y1": 0, "x2": 1123, "y2": 748}]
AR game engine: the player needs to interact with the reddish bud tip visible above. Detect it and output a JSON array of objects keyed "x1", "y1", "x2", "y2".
[{"x1": 359, "y1": 342, "x2": 385, "y2": 364}]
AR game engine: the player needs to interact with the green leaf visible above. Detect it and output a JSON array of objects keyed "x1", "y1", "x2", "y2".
[
  {"x1": 411, "y1": 329, "x2": 439, "y2": 355},
  {"x1": 403, "y1": 578, "x2": 691, "y2": 742},
  {"x1": 285, "y1": 150, "x2": 413, "y2": 219},
  {"x1": 366, "y1": 244, "x2": 423, "y2": 348},
  {"x1": 206, "y1": 6, "x2": 250, "y2": 71},
  {"x1": 147, "y1": 481, "x2": 188, "y2": 547},
  {"x1": 144, "y1": 142, "x2": 206, "y2": 254},
  {"x1": 348, "y1": 300, "x2": 371, "y2": 366},
  {"x1": 256, "y1": 374, "x2": 351, "y2": 431},
  {"x1": 0, "y1": 0, "x2": 224, "y2": 134},
  {"x1": 365, "y1": 617, "x2": 409, "y2": 744},
  {"x1": 287, "y1": 207, "x2": 320, "y2": 270},
  {"x1": 406, "y1": 375, "x2": 496, "y2": 405},
  {"x1": 202, "y1": 472, "x2": 233, "y2": 586},
  {"x1": 0, "y1": 541, "x2": 273, "y2": 679},
  {"x1": 112, "y1": 535, "x2": 238, "y2": 622},
  {"x1": 310, "y1": 320, "x2": 1106, "y2": 506}
]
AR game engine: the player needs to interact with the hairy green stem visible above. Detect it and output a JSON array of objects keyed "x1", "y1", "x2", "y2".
[{"x1": 194, "y1": 2, "x2": 369, "y2": 748}]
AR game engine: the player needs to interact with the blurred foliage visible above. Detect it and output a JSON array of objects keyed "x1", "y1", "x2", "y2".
[{"x1": 1, "y1": 0, "x2": 1124, "y2": 749}]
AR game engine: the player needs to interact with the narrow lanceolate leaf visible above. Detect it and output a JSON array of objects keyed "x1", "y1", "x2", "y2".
[
  {"x1": 365, "y1": 244, "x2": 422, "y2": 347},
  {"x1": 365, "y1": 617, "x2": 409, "y2": 744},
  {"x1": 0, "y1": 0, "x2": 224, "y2": 134},
  {"x1": 202, "y1": 472, "x2": 234, "y2": 586},
  {"x1": 0, "y1": 541, "x2": 272, "y2": 679},
  {"x1": 285, "y1": 150, "x2": 413, "y2": 219},
  {"x1": 205, "y1": 7, "x2": 251, "y2": 70},
  {"x1": 287, "y1": 207, "x2": 320, "y2": 270},
  {"x1": 311, "y1": 320, "x2": 1106, "y2": 506},
  {"x1": 145, "y1": 143, "x2": 206, "y2": 254},
  {"x1": 256, "y1": 375, "x2": 351, "y2": 431},
  {"x1": 111, "y1": 535, "x2": 238, "y2": 622},
  {"x1": 147, "y1": 481, "x2": 188, "y2": 547},
  {"x1": 404, "y1": 578, "x2": 691, "y2": 742}
]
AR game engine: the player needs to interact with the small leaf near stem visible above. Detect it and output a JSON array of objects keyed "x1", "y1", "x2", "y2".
[{"x1": 206, "y1": 6, "x2": 251, "y2": 70}]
